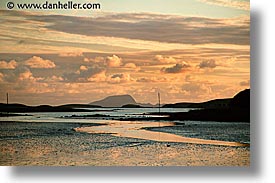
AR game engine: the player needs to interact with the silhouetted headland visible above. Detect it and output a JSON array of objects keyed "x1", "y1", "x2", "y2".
[{"x1": 122, "y1": 89, "x2": 250, "y2": 122}]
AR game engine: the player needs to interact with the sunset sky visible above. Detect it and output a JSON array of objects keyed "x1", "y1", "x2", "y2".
[{"x1": 0, "y1": 0, "x2": 250, "y2": 105}]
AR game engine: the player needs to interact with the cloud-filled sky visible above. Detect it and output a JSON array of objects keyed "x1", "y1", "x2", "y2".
[{"x1": 0, "y1": 0, "x2": 250, "y2": 105}]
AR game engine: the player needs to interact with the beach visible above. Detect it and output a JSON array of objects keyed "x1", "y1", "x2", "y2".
[{"x1": 0, "y1": 121, "x2": 250, "y2": 166}]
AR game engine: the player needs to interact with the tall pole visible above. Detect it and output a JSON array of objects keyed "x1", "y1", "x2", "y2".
[
  {"x1": 158, "y1": 92, "x2": 160, "y2": 114},
  {"x1": 6, "y1": 93, "x2": 9, "y2": 105},
  {"x1": 157, "y1": 92, "x2": 160, "y2": 165}
]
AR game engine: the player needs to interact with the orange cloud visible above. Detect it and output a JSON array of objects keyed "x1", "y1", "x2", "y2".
[
  {"x1": 198, "y1": 57, "x2": 237, "y2": 70},
  {"x1": 59, "y1": 52, "x2": 83, "y2": 57},
  {"x1": 199, "y1": 0, "x2": 250, "y2": 11},
  {"x1": 25, "y1": 56, "x2": 56, "y2": 69},
  {"x1": 0, "y1": 60, "x2": 17, "y2": 69},
  {"x1": 107, "y1": 73, "x2": 134, "y2": 84},
  {"x1": 199, "y1": 60, "x2": 217, "y2": 69},
  {"x1": 41, "y1": 76, "x2": 64, "y2": 82},
  {"x1": 240, "y1": 80, "x2": 250, "y2": 86},
  {"x1": 84, "y1": 56, "x2": 105, "y2": 63},
  {"x1": 154, "y1": 55, "x2": 177, "y2": 64},
  {"x1": 79, "y1": 65, "x2": 88, "y2": 71},
  {"x1": 106, "y1": 55, "x2": 122, "y2": 67},
  {"x1": 137, "y1": 77, "x2": 168, "y2": 83},
  {"x1": 18, "y1": 69, "x2": 34, "y2": 81},
  {"x1": 161, "y1": 62, "x2": 191, "y2": 73},
  {"x1": 0, "y1": 73, "x2": 4, "y2": 82},
  {"x1": 88, "y1": 70, "x2": 107, "y2": 82},
  {"x1": 124, "y1": 63, "x2": 137, "y2": 68}
]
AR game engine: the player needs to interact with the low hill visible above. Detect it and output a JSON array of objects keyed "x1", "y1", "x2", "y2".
[{"x1": 121, "y1": 104, "x2": 141, "y2": 108}]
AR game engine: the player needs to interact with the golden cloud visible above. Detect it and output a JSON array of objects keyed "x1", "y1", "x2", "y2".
[
  {"x1": 24, "y1": 56, "x2": 56, "y2": 69},
  {"x1": 0, "y1": 60, "x2": 17, "y2": 69},
  {"x1": 106, "y1": 55, "x2": 122, "y2": 67}
]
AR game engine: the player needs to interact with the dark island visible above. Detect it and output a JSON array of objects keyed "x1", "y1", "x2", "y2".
[{"x1": 121, "y1": 104, "x2": 142, "y2": 108}]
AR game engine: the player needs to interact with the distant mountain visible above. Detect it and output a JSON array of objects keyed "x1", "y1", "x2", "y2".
[{"x1": 90, "y1": 95, "x2": 137, "y2": 107}]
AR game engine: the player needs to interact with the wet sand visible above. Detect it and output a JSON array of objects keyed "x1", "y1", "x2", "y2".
[{"x1": 0, "y1": 122, "x2": 250, "y2": 166}]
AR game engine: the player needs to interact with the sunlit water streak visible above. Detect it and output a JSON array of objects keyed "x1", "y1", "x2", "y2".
[
  {"x1": 74, "y1": 120, "x2": 248, "y2": 147},
  {"x1": 0, "y1": 108, "x2": 250, "y2": 146}
]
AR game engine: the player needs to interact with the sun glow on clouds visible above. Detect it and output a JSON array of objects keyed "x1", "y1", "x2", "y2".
[
  {"x1": 0, "y1": 3, "x2": 250, "y2": 105},
  {"x1": 0, "y1": 60, "x2": 17, "y2": 69},
  {"x1": 24, "y1": 56, "x2": 56, "y2": 69},
  {"x1": 198, "y1": 0, "x2": 250, "y2": 11}
]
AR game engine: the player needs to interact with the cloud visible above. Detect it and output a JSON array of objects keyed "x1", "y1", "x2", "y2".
[
  {"x1": 124, "y1": 63, "x2": 137, "y2": 68},
  {"x1": 0, "y1": 73, "x2": 4, "y2": 82},
  {"x1": 124, "y1": 63, "x2": 141, "y2": 71},
  {"x1": 0, "y1": 60, "x2": 17, "y2": 69},
  {"x1": 199, "y1": 0, "x2": 250, "y2": 11},
  {"x1": 59, "y1": 52, "x2": 83, "y2": 57},
  {"x1": 87, "y1": 70, "x2": 107, "y2": 82},
  {"x1": 240, "y1": 80, "x2": 250, "y2": 86},
  {"x1": 136, "y1": 77, "x2": 168, "y2": 83},
  {"x1": 2, "y1": 66, "x2": 33, "y2": 83},
  {"x1": 40, "y1": 75, "x2": 64, "y2": 82},
  {"x1": 107, "y1": 73, "x2": 133, "y2": 84},
  {"x1": 199, "y1": 60, "x2": 218, "y2": 69},
  {"x1": 154, "y1": 55, "x2": 177, "y2": 64},
  {"x1": 106, "y1": 55, "x2": 122, "y2": 67},
  {"x1": 24, "y1": 56, "x2": 56, "y2": 68},
  {"x1": 84, "y1": 56, "x2": 105, "y2": 63},
  {"x1": 161, "y1": 63, "x2": 190, "y2": 73},
  {"x1": 199, "y1": 57, "x2": 237, "y2": 69},
  {"x1": 4, "y1": 66, "x2": 38, "y2": 82},
  {"x1": 85, "y1": 56, "x2": 136, "y2": 70},
  {"x1": 182, "y1": 83, "x2": 212, "y2": 95},
  {"x1": 63, "y1": 66, "x2": 105, "y2": 82},
  {"x1": 18, "y1": 69, "x2": 34, "y2": 81},
  {"x1": 0, "y1": 66, "x2": 56, "y2": 94},
  {"x1": 22, "y1": 11, "x2": 249, "y2": 45},
  {"x1": 79, "y1": 65, "x2": 88, "y2": 71},
  {"x1": 219, "y1": 57, "x2": 237, "y2": 67}
]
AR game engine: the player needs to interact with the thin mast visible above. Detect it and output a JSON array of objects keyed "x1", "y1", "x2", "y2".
[
  {"x1": 157, "y1": 92, "x2": 161, "y2": 139},
  {"x1": 158, "y1": 92, "x2": 160, "y2": 113},
  {"x1": 6, "y1": 93, "x2": 9, "y2": 105}
]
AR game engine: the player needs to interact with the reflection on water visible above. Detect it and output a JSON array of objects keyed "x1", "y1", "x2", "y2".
[
  {"x1": 0, "y1": 108, "x2": 250, "y2": 146},
  {"x1": 0, "y1": 108, "x2": 250, "y2": 166},
  {"x1": 0, "y1": 108, "x2": 192, "y2": 123},
  {"x1": 74, "y1": 120, "x2": 248, "y2": 147}
]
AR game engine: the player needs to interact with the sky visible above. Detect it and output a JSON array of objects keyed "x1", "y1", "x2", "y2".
[{"x1": 0, "y1": 0, "x2": 250, "y2": 105}]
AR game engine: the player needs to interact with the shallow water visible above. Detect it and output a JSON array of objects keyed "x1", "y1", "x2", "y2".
[
  {"x1": 0, "y1": 108, "x2": 250, "y2": 166},
  {"x1": 0, "y1": 108, "x2": 250, "y2": 145},
  {"x1": 0, "y1": 122, "x2": 250, "y2": 166}
]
